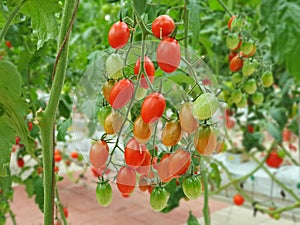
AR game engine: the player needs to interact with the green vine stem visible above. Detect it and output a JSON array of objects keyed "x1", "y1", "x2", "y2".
[
  {"x1": 37, "y1": 0, "x2": 78, "y2": 224},
  {"x1": 217, "y1": 0, "x2": 234, "y2": 17},
  {"x1": 201, "y1": 160, "x2": 211, "y2": 225},
  {"x1": 9, "y1": 208, "x2": 17, "y2": 225},
  {"x1": 55, "y1": 187, "x2": 67, "y2": 225},
  {"x1": 0, "y1": 0, "x2": 27, "y2": 42}
]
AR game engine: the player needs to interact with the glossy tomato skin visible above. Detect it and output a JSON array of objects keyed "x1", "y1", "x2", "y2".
[
  {"x1": 194, "y1": 126, "x2": 217, "y2": 156},
  {"x1": 168, "y1": 149, "x2": 191, "y2": 176},
  {"x1": 152, "y1": 15, "x2": 175, "y2": 39},
  {"x1": 89, "y1": 140, "x2": 109, "y2": 169},
  {"x1": 266, "y1": 151, "x2": 283, "y2": 168},
  {"x1": 150, "y1": 186, "x2": 169, "y2": 212},
  {"x1": 230, "y1": 55, "x2": 243, "y2": 72},
  {"x1": 133, "y1": 115, "x2": 153, "y2": 144},
  {"x1": 134, "y1": 56, "x2": 155, "y2": 89},
  {"x1": 228, "y1": 51, "x2": 238, "y2": 62},
  {"x1": 141, "y1": 92, "x2": 166, "y2": 123},
  {"x1": 157, "y1": 154, "x2": 173, "y2": 183},
  {"x1": 104, "y1": 111, "x2": 123, "y2": 134},
  {"x1": 116, "y1": 166, "x2": 136, "y2": 195},
  {"x1": 108, "y1": 21, "x2": 130, "y2": 49},
  {"x1": 96, "y1": 182, "x2": 113, "y2": 207},
  {"x1": 233, "y1": 194, "x2": 244, "y2": 206},
  {"x1": 102, "y1": 80, "x2": 116, "y2": 102},
  {"x1": 228, "y1": 15, "x2": 236, "y2": 30},
  {"x1": 156, "y1": 37, "x2": 181, "y2": 73},
  {"x1": 161, "y1": 121, "x2": 182, "y2": 147},
  {"x1": 124, "y1": 138, "x2": 148, "y2": 168},
  {"x1": 109, "y1": 79, "x2": 134, "y2": 109},
  {"x1": 182, "y1": 176, "x2": 202, "y2": 200},
  {"x1": 179, "y1": 102, "x2": 199, "y2": 134}
]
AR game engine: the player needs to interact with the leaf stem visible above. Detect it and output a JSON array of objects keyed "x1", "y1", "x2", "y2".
[{"x1": 217, "y1": 0, "x2": 233, "y2": 17}]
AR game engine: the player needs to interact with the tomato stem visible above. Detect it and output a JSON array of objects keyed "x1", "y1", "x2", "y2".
[
  {"x1": 217, "y1": 0, "x2": 234, "y2": 17},
  {"x1": 200, "y1": 165, "x2": 211, "y2": 225}
]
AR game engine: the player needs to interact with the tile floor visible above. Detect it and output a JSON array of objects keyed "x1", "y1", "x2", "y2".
[{"x1": 5, "y1": 170, "x2": 297, "y2": 225}]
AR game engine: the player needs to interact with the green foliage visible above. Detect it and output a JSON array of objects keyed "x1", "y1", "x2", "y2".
[
  {"x1": 161, "y1": 179, "x2": 185, "y2": 213},
  {"x1": 33, "y1": 176, "x2": 44, "y2": 212},
  {"x1": 187, "y1": 211, "x2": 201, "y2": 225},
  {"x1": 133, "y1": 0, "x2": 147, "y2": 15}
]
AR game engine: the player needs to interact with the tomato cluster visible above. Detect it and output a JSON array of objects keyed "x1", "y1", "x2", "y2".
[
  {"x1": 225, "y1": 15, "x2": 274, "y2": 108},
  {"x1": 89, "y1": 14, "x2": 224, "y2": 211}
]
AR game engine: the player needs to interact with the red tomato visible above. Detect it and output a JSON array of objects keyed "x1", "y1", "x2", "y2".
[
  {"x1": 136, "y1": 150, "x2": 151, "y2": 175},
  {"x1": 282, "y1": 128, "x2": 292, "y2": 142},
  {"x1": 247, "y1": 124, "x2": 254, "y2": 133},
  {"x1": 70, "y1": 151, "x2": 79, "y2": 159},
  {"x1": 17, "y1": 158, "x2": 24, "y2": 168},
  {"x1": 228, "y1": 51, "x2": 237, "y2": 62},
  {"x1": 228, "y1": 15, "x2": 236, "y2": 30},
  {"x1": 36, "y1": 166, "x2": 43, "y2": 175},
  {"x1": 89, "y1": 140, "x2": 109, "y2": 169},
  {"x1": 229, "y1": 55, "x2": 243, "y2": 72},
  {"x1": 54, "y1": 149, "x2": 61, "y2": 155},
  {"x1": 15, "y1": 136, "x2": 20, "y2": 145},
  {"x1": 116, "y1": 166, "x2": 136, "y2": 195},
  {"x1": 152, "y1": 15, "x2": 175, "y2": 39},
  {"x1": 169, "y1": 149, "x2": 191, "y2": 176},
  {"x1": 109, "y1": 79, "x2": 134, "y2": 109},
  {"x1": 157, "y1": 154, "x2": 173, "y2": 183},
  {"x1": 63, "y1": 207, "x2": 68, "y2": 218},
  {"x1": 28, "y1": 121, "x2": 33, "y2": 131},
  {"x1": 108, "y1": 21, "x2": 130, "y2": 49},
  {"x1": 134, "y1": 56, "x2": 155, "y2": 89},
  {"x1": 233, "y1": 194, "x2": 244, "y2": 206},
  {"x1": 266, "y1": 151, "x2": 283, "y2": 168},
  {"x1": 54, "y1": 166, "x2": 59, "y2": 172},
  {"x1": 226, "y1": 116, "x2": 235, "y2": 129},
  {"x1": 124, "y1": 138, "x2": 147, "y2": 168},
  {"x1": 54, "y1": 154, "x2": 62, "y2": 162},
  {"x1": 156, "y1": 37, "x2": 181, "y2": 73},
  {"x1": 5, "y1": 40, "x2": 12, "y2": 48},
  {"x1": 141, "y1": 92, "x2": 166, "y2": 123}
]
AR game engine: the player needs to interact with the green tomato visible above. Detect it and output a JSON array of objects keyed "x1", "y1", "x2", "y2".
[
  {"x1": 236, "y1": 95, "x2": 247, "y2": 108},
  {"x1": 135, "y1": 87, "x2": 147, "y2": 100},
  {"x1": 97, "y1": 106, "x2": 112, "y2": 127},
  {"x1": 96, "y1": 182, "x2": 113, "y2": 207},
  {"x1": 231, "y1": 89, "x2": 243, "y2": 104},
  {"x1": 252, "y1": 92, "x2": 264, "y2": 105},
  {"x1": 182, "y1": 176, "x2": 202, "y2": 200},
  {"x1": 192, "y1": 93, "x2": 219, "y2": 120},
  {"x1": 106, "y1": 53, "x2": 124, "y2": 79},
  {"x1": 277, "y1": 149, "x2": 286, "y2": 158},
  {"x1": 242, "y1": 60, "x2": 256, "y2": 77},
  {"x1": 241, "y1": 40, "x2": 254, "y2": 55},
  {"x1": 232, "y1": 73, "x2": 243, "y2": 86},
  {"x1": 244, "y1": 79, "x2": 257, "y2": 95},
  {"x1": 261, "y1": 71, "x2": 273, "y2": 87},
  {"x1": 226, "y1": 33, "x2": 240, "y2": 50},
  {"x1": 150, "y1": 187, "x2": 169, "y2": 212},
  {"x1": 230, "y1": 17, "x2": 243, "y2": 32}
]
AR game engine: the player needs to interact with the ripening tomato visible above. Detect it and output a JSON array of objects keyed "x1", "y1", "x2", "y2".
[
  {"x1": 152, "y1": 15, "x2": 175, "y2": 39},
  {"x1": 5, "y1": 40, "x2": 12, "y2": 48},
  {"x1": 233, "y1": 194, "x2": 244, "y2": 206},
  {"x1": 141, "y1": 92, "x2": 166, "y2": 123},
  {"x1": 54, "y1": 166, "x2": 59, "y2": 173},
  {"x1": 96, "y1": 181, "x2": 113, "y2": 207},
  {"x1": 229, "y1": 55, "x2": 243, "y2": 72},
  {"x1": 54, "y1": 154, "x2": 62, "y2": 162},
  {"x1": 134, "y1": 56, "x2": 155, "y2": 89},
  {"x1": 104, "y1": 111, "x2": 123, "y2": 134},
  {"x1": 102, "y1": 80, "x2": 116, "y2": 102},
  {"x1": 157, "y1": 154, "x2": 173, "y2": 183},
  {"x1": 70, "y1": 151, "x2": 79, "y2": 159},
  {"x1": 179, "y1": 102, "x2": 199, "y2": 134},
  {"x1": 194, "y1": 126, "x2": 217, "y2": 156},
  {"x1": 63, "y1": 207, "x2": 68, "y2": 218},
  {"x1": 228, "y1": 51, "x2": 237, "y2": 62},
  {"x1": 136, "y1": 150, "x2": 151, "y2": 175},
  {"x1": 89, "y1": 140, "x2": 109, "y2": 169},
  {"x1": 150, "y1": 186, "x2": 169, "y2": 211},
  {"x1": 156, "y1": 37, "x2": 180, "y2": 73},
  {"x1": 17, "y1": 158, "x2": 24, "y2": 168},
  {"x1": 266, "y1": 151, "x2": 283, "y2": 168},
  {"x1": 124, "y1": 138, "x2": 148, "y2": 168},
  {"x1": 228, "y1": 15, "x2": 236, "y2": 30},
  {"x1": 182, "y1": 176, "x2": 202, "y2": 199},
  {"x1": 116, "y1": 166, "x2": 136, "y2": 195},
  {"x1": 161, "y1": 121, "x2": 182, "y2": 147},
  {"x1": 133, "y1": 115, "x2": 153, "y2": 144},
  {"x1": 108, "y1": 21, "x2": 130, "y2": 49},
  {"x1": 109, "y1": 79, "x2": 134, "y2": 109},
  {"x1": 168, "y1": 149, "x2": 191, "y2": 176}
]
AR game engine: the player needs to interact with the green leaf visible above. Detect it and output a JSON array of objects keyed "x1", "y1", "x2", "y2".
[
  {"x1": 21, "y1": 0, "x2": 61, "y2": 49},
  {"x1": 25, "y1": 178, "x2": 34, "y2": 198},
  {"x1": 57, "y1": 117, "x2": 72, "y2": 142},
  {"x1": 161, "y1": 186, "x2": 185, "y2": 213},
  {"x1": 187, "y1": 211, "x2": 200, "y2": 225},
  {"x1": 269, "y1": 108, "x2": 288, "y2": 129},
  {"x1": 209, "y1": 163, "x2": 221, "y2": 188},
  {"x1": 133, "y1": 0, "x2": 147, "y2": 15},
  {"x1": 242, "y1": 132, "x2": 264, "y2": 152},
  {"x1": 266, "y1": 123, "x2": 282, "y2": 143},
  {"x1": 209, "y1": 0, "x2": 224, "y2": 11},
  {"x1": 0, "y1": 61, "x2": 22, "y2": 97},
  {"x1": 33, "y1": 176, "x2": 44, "y2": 212}
]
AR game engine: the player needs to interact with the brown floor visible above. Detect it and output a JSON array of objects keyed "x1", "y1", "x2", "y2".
[{"x1": 6, "y1": 171, "x2": 229, "y2": 225}]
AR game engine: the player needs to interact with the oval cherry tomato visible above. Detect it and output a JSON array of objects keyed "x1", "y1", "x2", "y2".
[
  {"x1": 266, "y1": 151, "x2": 283, "y2": 168},
  {"x1": 70, "y1": 151, "x2": 79, "y2": 159},
  {"x1": 116, "y1": 166, "x2": 136, "y2": 196},
  {"x1": 108, "y1": 21, "x2": 130, "y2": 49},
  {"x1": 136, "y1": 150, "x2": 151, "y2": 175},
  {"x1": 89, "y1": 140, "x2": 109, "y2": 169},
  {"x1": 104, "y1": 111, "x2": 123, "y2": 135},
  {"x1": 157, "y1": 154, "x2": 173, "y2": 183},
  {"x1": 182, "y1": 176, "x2": 202, "y2": 199},
  {"x1": 161, "y1": 121, "x2": 182, "y2": 147},
  {"x1": 150, "y1": 186, "x2": 169, "y2": 211},
  {"x1": 133, "y1": 115, "x2": 153, "y2": 144},
  {"x1": 97, "y1": 105, "x2": 112, "y2": 127},
  {"x1": 109, "y1": 79, "x2": 134, "y2": 110},
  {"x1": 106, "y1": 53, "x2": 124, "y2": 79},
  {"x1": 168, "y1": 149, "x2": 191, "y2": 176},
  {"x1": 194, "y1": 126, "x2": 217, "y2": 156},
  {"x1": 152, "y1": 15, "x2": 175, "y2": 39},
  {"x1": 102, "y1": 80, "x2": 116, "y2": 102},
  {"x1": 228, "y1": 15, "x2": 236, "y2": 30},
  {"x1": 134, "y1": 56, "x2": 155, "y2": 89},
  {"x1": 229, "y1": 55, "x2": 243, "y2": 72},
  {"x1": 228, "y1": 51, "x2": 238, "y2": 62},
  {"x1": 141, "y1": 92, "x2": 166, "y2": 123},
  {"x1": 179, "y1": 102, "x2": 199, "y2": 134},
  {"x1": 54, "y1": 154, "x2": 62, "y2": 162},
  {"x1": 233, "y1": 194, "x2": 244, "y2": 206},
  {"x1": 156, "y1": 37, "x2": 180, "y2": 73},
  {"x1": 124, "y1": 138, "x2": 148, "y2": 168},
  {"x1": 96, "y1": 181, "x2": 113, "y2": 207}
]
